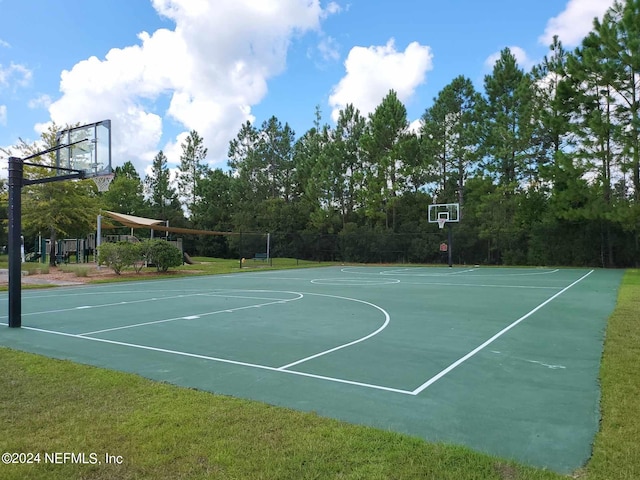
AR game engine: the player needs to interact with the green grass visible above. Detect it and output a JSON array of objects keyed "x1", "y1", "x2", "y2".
[
  {"x1": 580, "y1": 269, "x2": 640, "y2": 479},
  {"x1": 0, "y1": 352, "x2": 561, "y2": 480},
  {"x1": 0, "y1": 269, "x2": 638, "y2": 479}
]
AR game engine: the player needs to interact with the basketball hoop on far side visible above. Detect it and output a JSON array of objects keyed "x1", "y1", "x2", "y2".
[
  {"x1": 92, "y1": 173, "x2": 115, "y2": 192},
  {"x1": 437, "y1": 217, "x2": 447, "y2": 229}
]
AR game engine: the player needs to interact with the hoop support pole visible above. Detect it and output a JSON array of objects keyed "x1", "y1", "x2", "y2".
[
  {"x1": 447, "y1": 223, "x2": 453, "y2": 268},
  {"x1": 8, "y1": 157, "x2": 23, "y2": 327}
]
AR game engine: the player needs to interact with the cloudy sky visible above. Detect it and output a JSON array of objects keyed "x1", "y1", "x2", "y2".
[{"x1": 0, "y1": 0, "x2": 614, "y2": 176}]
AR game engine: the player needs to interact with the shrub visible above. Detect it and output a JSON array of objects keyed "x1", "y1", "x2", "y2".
[
  {"x1": 98, "y1": 242, "x2": 142, "y2": 275},
  {"x1": 59, "y1": 264, "x2": 91, "y2": 277},
  {"x1": 119, "y1": 242, "x2": 143, "y2": 272},
  {"x1": 74, "y1": 266, "x2": 90, "y2": 277},
  {"x1": 142, "y1": 239, "x2": 183, "y2": 272}
]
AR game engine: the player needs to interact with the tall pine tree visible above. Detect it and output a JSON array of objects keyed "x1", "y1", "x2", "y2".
[{"x1": 178, "y1": 130, "x2": 208, "y2": 218}]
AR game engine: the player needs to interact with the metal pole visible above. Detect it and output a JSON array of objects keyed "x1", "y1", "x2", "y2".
[
  {"x1": 447, "y1": 223, "x2": 453, "y2": 268},
  {"x1": 96, "y1": 215, "x2": 102, "y2": 269},
  {"x1": 266, "y1": 233, "x2": 271, "y2": 265},
  {"x1": 8, "y1": 157, "x2": 23, "y2": 327}
]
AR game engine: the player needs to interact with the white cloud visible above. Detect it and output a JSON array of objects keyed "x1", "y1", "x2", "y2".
[
  {"x1": 0, "y1": 62, "x2": 32, "y2": 88},
  {"x1": 0, "y1": 39, "x2": 10, "y2": 48},
  {"x1": 33, "y1": 121, "x2": 53, "y2": 137},
  {"x1": 0, "y1": 105, "x2": 7, "y2": 126},
  {"x1": 484, "y1": 46, "x2": 536, "y2": 71},
  {"x1": 322, "y1": 1, "x2": 342, "y2": 18},
  {"x1": 329, "y1": 39, "x2": 433, "y2": 122},
  {"x1": 45, "y1": 0, "x2": 329, "y2": 174},
  {"x1": 317, "y1": 36, "x2": 341, "y2": 63},
  {"x1": 28, "y1": 94, "x2": 52, "y2": 110},
  {"x1": 408, "y1": 118, "x2": 422, "y2": 134},
  {"x1": 539, "y1": 0, "x2": 615, "y2": 47}
]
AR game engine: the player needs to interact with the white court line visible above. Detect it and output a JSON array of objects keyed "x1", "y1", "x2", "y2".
[
  {"x1": 5, "y1": 289, "x2": 206, "y2": 301},
  {"x1": 410, "y1": 269, "x2": 594, "y2": 395},
  {"x1": 19, "y1": 326, "x2": 413, "y2": 395},
  {"x1": 341, "y1": 267, "x2": 561, "y2": 278},
  {"x1": 224, "y1": 277, "x2": 311, "y2": 282},
  {"x1": 454, "y1": 268, "x2": 561, "y2": 277},
  {"x1": 78, "y1": 293, "x2": 303, "y2": 335},
  {"x1": 398, "y1": 281, "x2": 561, "y2": 290},
  {"x1": 310, "y1": 278, "x2": 400, "y2": 286},
  {"x1": 200, "y1": 293, "x2": 301, "y2": 302},
  {"x1": 381, "y1": 268, "x2": 476, "y2": 276},
  {"x1": 0, "y1": 292, "x2": 209, "y2": 320},
  {"x1": 0, "y1": 269, "x2": 305, "y2": 302},
  {"x1": 445, "y1": 268, "x2": 477, "y2": 275},
  {"x1": 382, "y1": 268, "x2": 413, "y2": 275},
  {"x1": 277, "y1": 293, "x2": 390, "y2": 370}
]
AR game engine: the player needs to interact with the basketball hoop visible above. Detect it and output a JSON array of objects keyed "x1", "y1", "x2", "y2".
[
  {"x1": 437, "y1": 217, "x2": 447, "y2": 229},
  {"x1": 92, "y1": 173, "x2": 115, "y2": 192}
]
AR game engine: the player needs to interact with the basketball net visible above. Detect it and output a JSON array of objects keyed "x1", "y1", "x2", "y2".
[
  {"x1": 92, "y1": 173, "x2": 115, "y2": 192},
  {"x1": 437, "y1": 217, "x2": 447, "y2": 229}
]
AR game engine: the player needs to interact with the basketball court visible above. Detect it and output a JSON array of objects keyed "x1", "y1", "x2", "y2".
[{"x1": 0, "y1": 265, "x2": 623, "y2": 473}]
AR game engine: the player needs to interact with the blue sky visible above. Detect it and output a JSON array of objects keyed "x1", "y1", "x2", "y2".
[{"x1": 0, "y1": 0, "x2": 614, "y2": 176}]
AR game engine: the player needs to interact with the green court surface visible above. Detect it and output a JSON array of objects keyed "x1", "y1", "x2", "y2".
[{"x1": 0, "y1": 266, "x2": 624, "y2": 473}]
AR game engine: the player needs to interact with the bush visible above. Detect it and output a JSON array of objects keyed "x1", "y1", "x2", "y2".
[
  {"x1": 142, "y1": 239, "x2": 183, "y2": 272},
  {"x1": 98, "y1": 242, "x2": 142, "y2": 275}
]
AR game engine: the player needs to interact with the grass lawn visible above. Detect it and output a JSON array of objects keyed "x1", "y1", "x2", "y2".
[{"x1": 0, "y1": 268, "x2": 638, "y2": 479}]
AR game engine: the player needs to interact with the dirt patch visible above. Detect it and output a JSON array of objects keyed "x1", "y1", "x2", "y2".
[
  {"x1": 493, "y1": 463, "x2": 519, "y2": 480},
  {"x1": 1, "y1": 265, "x2": 194, "y2": 286}
]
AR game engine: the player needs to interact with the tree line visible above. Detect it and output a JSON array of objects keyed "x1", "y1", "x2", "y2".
[{"x1": 3, "y1": 0, "x2": 639, "y2": 267}]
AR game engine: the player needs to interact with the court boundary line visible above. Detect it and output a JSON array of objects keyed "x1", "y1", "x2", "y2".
[
  {"x1": 410, "y1": 269, "x2": 594, "y2": 395},
  {"x1": 0, "y1": 292, "x2": 212, "y2": 320},
  {"x1": 0, "y1": 266, "x2": 342, "y2": 301},
  {"x1": 251, "y1": 276, "x2": 563, "y2": 290},
  {"x1": 397, "y1": 281, "x2": 561, "y2": 290},
  {"x1": 310, "y1": 278, "x2": 400, "y2": 286},
  {"x1": 341, "y1": 267, "x2": 562, "y2": 277},
  {"x1": 18, "y1": 325, "x2": 414, "y2": 395}
]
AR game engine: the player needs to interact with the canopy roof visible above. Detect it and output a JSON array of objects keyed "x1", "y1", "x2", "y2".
[
  {"x1": 103, "y1": 211, "x2": 164, "y2": 227},
  {"x1": 101, "y1": 211, "x2": 239, "y2": 236}
]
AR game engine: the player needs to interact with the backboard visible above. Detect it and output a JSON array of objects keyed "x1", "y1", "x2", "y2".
[
  {"x1": 428, "y1": 203, "x2": 460, "y2": 224},
  {"x1": 55, "y1": 119, "x2": 112, "y2": 178}
]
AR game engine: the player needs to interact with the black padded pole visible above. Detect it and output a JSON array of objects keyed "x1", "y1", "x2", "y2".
[
  {"x1": 447, "y1": 223, "x2": 453, "y2": 268},
  {"x1": 8, "y1": 157, "x2": 23, "y2": 327}
]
